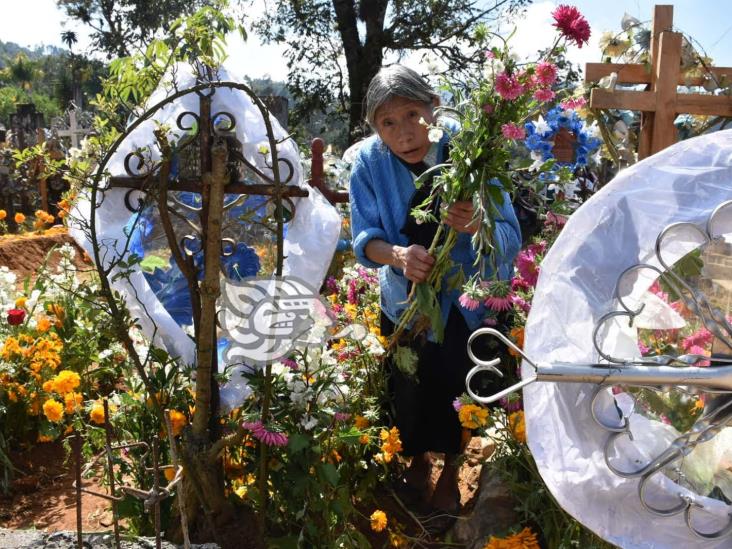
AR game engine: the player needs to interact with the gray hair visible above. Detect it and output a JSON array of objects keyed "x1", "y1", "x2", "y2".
[{"x1": 365, "y1": 65, "x2": 439, "y2": 129}]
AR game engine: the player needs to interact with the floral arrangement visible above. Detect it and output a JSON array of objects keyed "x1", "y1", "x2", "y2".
[
  {"x1": 393, "y1": 4, "x2": 592, "y2": 342},
  {"x1": 523, "y1": 105, "x2": 602, "y2": 176}
]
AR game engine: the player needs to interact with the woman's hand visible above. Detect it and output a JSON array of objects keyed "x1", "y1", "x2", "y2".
[
  {"x1": 394, "y1": 245, "x2": 435, "y2": 283},
  {"x1": 444, "y1": 201, "x2": 479, "y2": 234}
]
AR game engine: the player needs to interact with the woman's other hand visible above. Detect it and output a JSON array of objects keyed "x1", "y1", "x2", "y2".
[
  {"x1": 395, "y1": 245, "x2": 435, "y2": 283},
  {"x1": 444, "y1": 201, "x2": 479, "y2": 234}
]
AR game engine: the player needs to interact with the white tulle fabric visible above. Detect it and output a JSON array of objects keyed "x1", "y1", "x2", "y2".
[
  {"x1": 69, "y1": 63, "x2": 341, "y2": 370},
  {"x1": 523, "y1": 129, "x2": 732, "y2": 548}
]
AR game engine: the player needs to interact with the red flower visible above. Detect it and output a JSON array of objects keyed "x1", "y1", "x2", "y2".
[
  {"x1": 552, "y1": 5, "x2": 591, "y2": 48},
  {"x1": 495, "y1": 73, "x2": 524, "y2": 101},
  {"x1": 7, "y1": 308, "x2": 25, "y2": 325}
]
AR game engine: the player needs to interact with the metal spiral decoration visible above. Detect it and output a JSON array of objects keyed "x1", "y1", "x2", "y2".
[{"x1": 466, "y1": 200, "x2": 732, "y2": 539}]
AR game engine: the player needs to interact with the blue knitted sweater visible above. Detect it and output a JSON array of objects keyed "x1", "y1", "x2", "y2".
[{"x1": 349, "y1": 121, "x2": 522, "y2": 333}]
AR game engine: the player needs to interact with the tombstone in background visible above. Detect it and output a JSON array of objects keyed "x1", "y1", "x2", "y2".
[
  {"x1": 51, "y1": 103, "x2": 94, "y2": 149},
  {"x1": 9, "y1": 103, "x2": 45, "y2": 150},
  {"x1": 0, "y1": 124, "x2": 6, "y2": 145}
]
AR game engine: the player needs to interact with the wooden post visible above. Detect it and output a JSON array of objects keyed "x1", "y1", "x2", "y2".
[
  {"x1": 307, "y1": 138, "x2": 349, "y2": 205},
  {"x1": 585, "y1": 4, "x2": 732, "y2": 159}
]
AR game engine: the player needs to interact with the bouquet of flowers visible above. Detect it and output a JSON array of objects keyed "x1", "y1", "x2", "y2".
[{"x1": 393, "y1": 5, "x2": 592, "y2": 341}]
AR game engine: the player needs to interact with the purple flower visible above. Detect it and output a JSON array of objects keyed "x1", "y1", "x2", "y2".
[
  {"x1": 516, "y1": 249, "x2": 540, "y2": 287},
  {"x1": 326, "y1": 276, "x2": 338, "y2": 294},
  {"x1": 335, "y1": 412, "x2": 351, "y2": 422},
  {"x1": 453, "y1": 398, "x2": 463, "y2": 412},
  {"x1": 242, "y1": 420, "x2": 289, "y2": 447}
]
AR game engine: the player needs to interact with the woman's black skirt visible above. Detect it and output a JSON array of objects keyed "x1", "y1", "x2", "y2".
[{"x1": 380, "y1": 306, "x2": 507, "y2": 456}]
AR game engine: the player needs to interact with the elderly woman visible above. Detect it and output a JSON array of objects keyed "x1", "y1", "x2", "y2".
[{"x1": 349, "y1": 65, "x2": 521, "y2": 525}]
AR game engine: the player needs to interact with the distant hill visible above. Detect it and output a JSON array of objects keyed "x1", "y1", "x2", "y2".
[{"x1": 0, "y1": 41, "x2": 66, "y2": 68}]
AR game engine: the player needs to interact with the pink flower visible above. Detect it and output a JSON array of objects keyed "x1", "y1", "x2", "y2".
[
  {"x1": 535, "y1": 62, "x2": 558, "y2": 86},
  {"x1": 242, "y1": 420, "x2": 289, "y2": 447},
  {"x1": 485, "y1": 295, "x2": 513, "y2": 312},
  {"x1": 687, "y1": 345, "x2": 710, "y2": 367},
  {"x1": 281, "y1": 358, "x2": 299, "y2": 370},
  {"x1": 638, "y1": 341, "x2": 650, "y2": 356},
  {"x1": 482, "y1": 317, "x2": 498, "y2": 326},
  {"x1": 485, "y1": 50, "x2": 496, "y2": 59},
  {"x1": 482, "y1": 103, "x2": 494, "y2": 114},
  {"x1": 499, "y1": 395, "x2": 523, "y2": 413},
  {"x1": 335, "y1": 412, "x2": 351, "y2": 422},
  {"x1": 325, "y1": 276, "x2": 338, "y2": 294},
  {"x1": 682, "y1": 327, "x2": 713, "y2": 351},
  {"x1": 501, "y1": 123, "x2": 526, "y2": 140},
  {"x1": 516, "y1": 249, "x2": 540, "y2": 287},
  {"x1": 552, "y1": 5, "x2": 591, "y2": 48},
  {"x1": 459, "y1": 292, "x2": 482, "y2": 311},
  {"x1": 495, "y1": 72, "x2": 524, "y2": 100},
  {"x1": 533, "y1": 88, "x2": 556, "y2": 102},
  {"x1": 510, "y1": 294, "x2": 531, "y2": 313},
  {"x1": 560, "y1": 97, "x2": 587, "y2": 110},
  {"x1": 544, "y1": 211, "x2": 567, "y2": 231},
  {"x1": 453, "y1": 398, "x2": 463, "y2": 412},
  {"x1": 511, "y1": 276, "x2": 530, "y2": 291}
]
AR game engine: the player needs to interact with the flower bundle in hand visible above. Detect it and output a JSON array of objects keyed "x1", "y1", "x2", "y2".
[{"x1": 392, "y1": 5, "x2": 591, "y2": 342}]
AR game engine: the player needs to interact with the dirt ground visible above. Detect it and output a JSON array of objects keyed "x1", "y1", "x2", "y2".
[{"x1": 0, "y1": 226, "x2": 94, "y2": 284}]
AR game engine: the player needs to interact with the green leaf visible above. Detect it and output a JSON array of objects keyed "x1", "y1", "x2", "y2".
[
  {"x1": 337, "y1": 427, "x2": 362, "y2": 446},
  {"x1": 288, "y1": 433, "x2": 310, "y2": 454},
  {"x1": 139, "y1": 255, "x2": 168, "y2": 273},
  {"x1": 318, "y1": 462, "x2": 339, "y2": 487}
]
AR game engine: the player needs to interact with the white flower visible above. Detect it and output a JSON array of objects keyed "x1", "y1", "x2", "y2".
[
  {"x1": 529, "y1": 151, "x2": 544, "y2": 172},
  {"x1": 418, "y1": 117, "x2": 429, "y2": 127},
  {"x1": 585, "y1": 121, "x2": 600, "y2": 139},
  {"x1": 534, "y1": 116, "x2": 551, "y2": 136},
  {"x1": 300, "y1": 415, "x2": 318, "y2": 431},
  {"x1": 428, "y1": 127, "x2": 444, "y2": 143}
]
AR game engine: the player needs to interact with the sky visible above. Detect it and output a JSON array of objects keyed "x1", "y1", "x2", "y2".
[{"x1": 0, "y1": 0, "x2": 730, "y2": 82}]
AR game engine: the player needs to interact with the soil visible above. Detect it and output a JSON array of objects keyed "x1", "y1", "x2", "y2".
[
  {"x1": 0, "y1": 439, "x2": 112, "y2": 532},
  {"x1": 0, "y1": 226, "x2": 94, "y2": 283}
]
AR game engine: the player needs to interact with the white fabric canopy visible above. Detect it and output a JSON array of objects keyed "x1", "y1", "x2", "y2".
[
  {"x1": 70, "y1": 64, "x2": 341, "y2": 370},
  {"x1": 524, "y1": 129, "x2": 732, "y2": 548}
]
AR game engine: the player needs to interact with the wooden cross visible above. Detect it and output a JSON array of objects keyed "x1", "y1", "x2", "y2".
[
  {"x1": 585, "y1": 5, "x2": 732, "y2": 159},
  {"x1": 56, "y1": 107, "x2": 90, "y2": 149}
]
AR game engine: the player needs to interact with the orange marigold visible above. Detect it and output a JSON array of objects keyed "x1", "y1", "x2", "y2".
[
  {"x1": 168, "y1": 409, "x2": 188, "y2": 436},
  {"x1": 354, "y1": 415, "x2": 369, "y2": 430},
  {"x1": 370, "y1": 509, "x2": 387, "y2": 532},
  {"x1": 89, "y1": 403, "x2": 106, "y2": 425},
  {"x1": 508, "y1": 327, "x2": 525, "y2": 358},
  {"x1": 508, "y1": 411, "x2": 526, "y2": 444},
  {"x1": 64, "y1": 392, "x2": 83, "y2": 414},
  {"x1": 43, "y1": 399, "x2": 64, "y2": 423},
  {"x1": 52, "y1": 370, "x2": 80, "y2": 394},
  {"x1": 0, "y1": 210, "x2": 6, "y2": 220},
  {"x1": 459, "y1": 404, "x2": 489, "y2": 429},
  {"x1": 483, "y1": 526, "x2": 540, "y2": 549},
  {"x1": 37, "y1": 317, "x2": 52, "y2": 333},
  {"x1": 14, "y1": 213, "x2": 25, "y2": 224}
]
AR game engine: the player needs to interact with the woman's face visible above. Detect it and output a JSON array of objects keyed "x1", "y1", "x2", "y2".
[{"x1": 373, "y1": 96, "x2": 436, "y2": 164}]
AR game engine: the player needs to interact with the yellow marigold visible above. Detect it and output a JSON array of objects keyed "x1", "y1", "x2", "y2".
[
  {"x1": 508, "y1": 411, "x2": 526, "y2": 444},
  {"x1": 2, "y1": 336, "x2": 22, "y2": 360},
  {"x1": 354, "y1": 415, "x2": 369, "y2": 430},
  {"x1": 43, "y1": 399, "x2": 64, "y2": 423},
  {"x1": 483, "y1": 526, "x2": 540, "y2": 549},
  {"x1": 459, "y1": 404, "x2": 489, "y2": 429},
  {"x1": 508, "y1": 327, "x2": 525, "y2": 358},
  {"x1": 14, "y1": 212, "x2": 25, "y2": 224},
  {"x1": 0, "y1": 210, "x2": 6, "y2": 220},
  {"x1": 64, "y1": 392, "x2": 83, "y2": 414},
  {"x1": 52, "y1": 370, "x2": 81, "y2": 394},
  {"x1": 49, "y1": 303, "x2": 65, "y2": 322},
  {"x1": 389, "y1": 532, "x2": 408, "y2": 547},
  {"x1": 15, "y1": 296, "x2": 27, "y2": 309},
  {"x1": 379, "y1": 426, "x2": 403, "y2": 457},
  {"x1": 42, "y1": 380, "x2": 54, "y2": 393},
  {"x1": 370, "y1": 509, "x2": 388, "y2": 532},
  {"x1": 89, "y1": 403, "x2": 106, "y2": 424},
  {"x1": 28, "y1": 393, "x2": 41, "y2": 416},
  {"x1": 37, "y1": 317, "x2": 52, "y2": 333},
  {"x1": 169, "y1": 409, "x2": 188, "y2": 436}
]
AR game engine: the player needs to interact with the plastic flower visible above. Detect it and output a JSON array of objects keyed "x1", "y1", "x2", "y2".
[
  {"x1": 53, "y1": 370, "x2": 81, "y2": 394},
  {"x1": 495, "y1": 72, "x2": 524, "y2": 100},
  {"x1": 483, "y1": 526, "x2": 540, "y2": 549},
  {"x1": 534, "y1": 61, "x2": 558, "y2": 86},
  {"x1": 14, "y1": 212, "x2": 26, "y2": 224},
  {"x1": 508, "y1": 411, "x2": 526, "y2": 443},
  {"x1": 458, "y1": 404, "x2": 489, "y2": 429},
  {"x1": 43, "y1": 399, "x2": 64, "y2": 423},
  {"x1": 7, "y1": 308, "x2": 25, "y2": 325},
  {"x1": 552, "y1": 5, "x2": 591, "y2": 48},
  {"x1": 370, "y1": 509, "x2": 388, "y2": 532},
  {"x1": 501, "y1": 123, "x2": 526, "y2": 140}
]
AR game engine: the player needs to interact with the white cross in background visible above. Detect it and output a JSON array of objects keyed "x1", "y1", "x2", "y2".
[{"x1": 55, "y1": 107, "x2": 89, "y2": 149}]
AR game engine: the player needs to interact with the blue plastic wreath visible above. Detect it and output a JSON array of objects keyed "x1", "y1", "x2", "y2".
[{"x1": 523, "y1": 106, "x2": 602, "y2": 179}]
